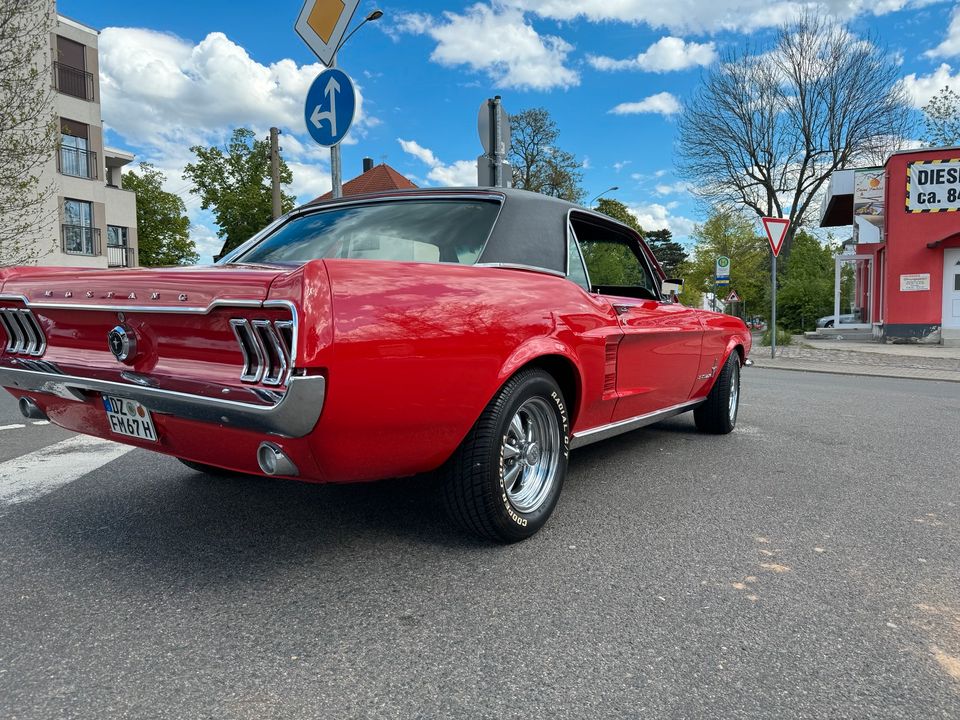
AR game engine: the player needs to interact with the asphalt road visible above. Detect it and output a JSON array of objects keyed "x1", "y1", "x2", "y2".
[{"x1": 0, "y1": 369, "x2": 958, "y2": 719}]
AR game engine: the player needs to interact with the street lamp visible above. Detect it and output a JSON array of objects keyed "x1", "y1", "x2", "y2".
[
  {"x1": 330, "y1": 9, "x2": 384, "y2": 199},
  {"x1": 590, "y1": 186, "x2": 619, "y2": 204},
  {"x1": 335, "y1": 9, "x2": 384, "y2": 55}
]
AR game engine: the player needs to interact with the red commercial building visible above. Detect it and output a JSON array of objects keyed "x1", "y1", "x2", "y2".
[{"x1": 820, "y1": 146, "x2": 960, "y2": 345}]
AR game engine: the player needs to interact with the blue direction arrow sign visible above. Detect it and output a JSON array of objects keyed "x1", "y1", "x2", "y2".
[{"x1": 304, "y1": 68, "x2": 356, "y2": 147}]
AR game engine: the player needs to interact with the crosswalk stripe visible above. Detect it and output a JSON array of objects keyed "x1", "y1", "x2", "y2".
[{"x1": 0, "y1": 435, "x2": 134, "y2": 507}]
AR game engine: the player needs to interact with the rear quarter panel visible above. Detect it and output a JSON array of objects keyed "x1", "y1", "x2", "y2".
[{"x1": 311, "y1": 260, "x2": 620, "y2": 482}]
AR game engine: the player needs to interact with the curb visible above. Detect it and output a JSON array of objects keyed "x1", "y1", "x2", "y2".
[{"x1": 748, "y1": 360, "x2": 960, "y2": 383}]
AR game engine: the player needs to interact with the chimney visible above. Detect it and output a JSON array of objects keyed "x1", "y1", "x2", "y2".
[{"x1": 362, "y1": 157, "x2": 374, "y2": 173}]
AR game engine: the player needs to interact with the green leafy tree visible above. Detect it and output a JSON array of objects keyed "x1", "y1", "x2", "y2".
[
  {"x1": 776, "y1": 231, "x2": 836, "y2": 332},
  {"x1": 683, "y1": 210, "x2": 769, "y2": 314},
  {"x1": 595, "y1": 199, "x2": 689, "y2": 278},
  {"x1": 509, "y1": 108, "x2": 584, "y2": 203},
  {"x1": 183, "y1": 128, "x2": 295, "y2": 257},
  {"x1": 921, "y1": 86, "x2": 960, "y2": 147},
  {"x1": 644, "y1": 228, "x2": 688, "y2": 278},
  {"x1": 0, "y1": 0, "x2": 57, "y2": 265},
  {"x1": 122, "y1": 163, "x2": 197, "y2": 266},
  {"x1": 595, "y1": 198, "x2": 641, "y2": 232}
]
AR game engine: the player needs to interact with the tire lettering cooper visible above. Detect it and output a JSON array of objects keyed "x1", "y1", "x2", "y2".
[{"x1": 498, "y1": 388, "x2": 570, "y2": 527}]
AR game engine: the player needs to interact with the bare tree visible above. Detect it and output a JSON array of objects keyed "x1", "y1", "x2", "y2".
[
  {"x1": 921, "y1": 86, "x2": 960, "y2": 147},
  {"x1": 0, "y1": 0, "x2": 57, "y2": 266},
  {"x1": 677, "y1": 12, "x2": 911, "y2": 259},
  {"x1": 509, "y1": 108, "x2": 585, "y2": 203}
]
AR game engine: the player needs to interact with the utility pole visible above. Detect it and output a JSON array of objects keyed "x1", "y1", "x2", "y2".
[{"x1": 270, "y1": 126, "x2": 282, "y2": 220}]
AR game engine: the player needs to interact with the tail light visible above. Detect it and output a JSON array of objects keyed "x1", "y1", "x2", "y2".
[
  {"x1": 230, "y1": 318, "x2": 295, "y2": 386},
  {"x1": 0, "y1": 308, "x2": 47, "y2": 357}
]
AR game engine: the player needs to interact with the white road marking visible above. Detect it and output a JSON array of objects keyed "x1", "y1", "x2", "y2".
[
  {"x1": 31, "y1": 421, "x2": 50, "y2": 426},
  {"x1": 0, "y1": 424, "x2": 26, "y2": 431},
  {"x1": 0, "y1": 435, "x2": 134, "y2": 507}
]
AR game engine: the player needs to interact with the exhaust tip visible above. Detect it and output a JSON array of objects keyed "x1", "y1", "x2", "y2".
[
  {"x1": 18, "y1": 396, "x2": 48, "y2": 421},
  {"x1": 257, "y1": 442, "x2": 299, "y2": 477}
]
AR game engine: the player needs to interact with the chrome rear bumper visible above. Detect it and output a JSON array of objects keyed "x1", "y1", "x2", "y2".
[{"x1": 0, "y1": 366, "x2": 325, "y2": 438}]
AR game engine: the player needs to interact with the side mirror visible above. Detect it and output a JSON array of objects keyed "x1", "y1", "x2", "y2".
[{"x1": 661, "y1": 278, "x2": 684, "y2": 297}]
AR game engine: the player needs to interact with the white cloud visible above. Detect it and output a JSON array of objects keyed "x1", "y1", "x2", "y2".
[
  {"x1": 626, "y1": 202, "x2": 696, "y2": 238},
  {"x1": 613, "y1": 161, "x2": 631, "y2": 172},
  {"x1": 609, "y1": 92, "x2": 681, "y2": 116},
  {"x1": 901, "y1": 63, "x2": 960, "y2": 107},
  {"x1": 394, "y1": 4, "x2": 579, "y2": 90},
  {"x1": 397, "y1": 139, "x2": 440, "y2": 167},
  {"x1": 96, "y1": 27, "x2": 361, "y2": 262},
  {"x1": 398, "y1": 139, "x2": 477, "y2": 186},
  {"x1": 588, "y1": 37, "x2": 717, "y2": 73},
  {"x1": 508, "y1": 0, "x2": 930, "y2": 34},
  {"x1": 188, "y1": 223, "x2": 223, "y2": 263},
  {"x1": 655, "y1": 181, "x2": 693, "y2": 196},
  {"x1": 925, "y1": 6, "x2": 960, "y2": 58}
]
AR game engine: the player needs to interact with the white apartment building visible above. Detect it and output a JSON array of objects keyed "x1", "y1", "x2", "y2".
[{"x1": 37, "y1": 12, "x2": 138, "y2": 268}]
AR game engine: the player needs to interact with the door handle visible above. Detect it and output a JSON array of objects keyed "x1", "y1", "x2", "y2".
[{"x1": 613, "y1": 304, "x2": 636, "y2": 315}]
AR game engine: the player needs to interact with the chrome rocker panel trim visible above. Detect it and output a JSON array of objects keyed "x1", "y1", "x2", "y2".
[
  {"x1": 570, "y1": 399, "x2": 705, "y2": 450},
  {"x1": 0, "y1": 366, "x2": 325, "y2": 439}
]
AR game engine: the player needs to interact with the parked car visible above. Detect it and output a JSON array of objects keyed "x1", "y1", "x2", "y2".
[
  {"x1": 816, "y1": 312, "x2": 860, "y2": 328},
  {"x1": 0, "y1": 188, "x2": 751, "y2": 542}
]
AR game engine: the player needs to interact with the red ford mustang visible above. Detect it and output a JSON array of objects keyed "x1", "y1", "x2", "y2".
[{"x1": 0, "y1": 188, "x2": 750, "y2": 542}]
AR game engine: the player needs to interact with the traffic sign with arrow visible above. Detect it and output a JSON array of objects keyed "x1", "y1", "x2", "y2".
[{"x1": 304, "y1": 68, "x2": 356, "y2": 147}]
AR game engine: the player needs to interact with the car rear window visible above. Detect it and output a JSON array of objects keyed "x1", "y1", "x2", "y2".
[{"x1": 234, "y1": 199, "x2": 500, "y2": 265}]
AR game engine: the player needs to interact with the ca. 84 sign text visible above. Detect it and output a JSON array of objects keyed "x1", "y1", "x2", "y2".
[{"x1": 908, "y1": 159, "x2": 960, "y2": 212}]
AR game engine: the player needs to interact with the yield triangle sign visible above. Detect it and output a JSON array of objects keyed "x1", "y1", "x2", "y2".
[{"x1": 762, "y1": 217, "x2": 790, "y2": 257}]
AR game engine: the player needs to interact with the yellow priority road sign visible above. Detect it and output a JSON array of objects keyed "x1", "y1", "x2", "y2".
[{"x1": 295, "y1": 0, "x2": 361, "y2": 66}]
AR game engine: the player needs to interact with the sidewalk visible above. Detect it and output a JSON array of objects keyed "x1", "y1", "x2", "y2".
[{"x1": 748, "y1": 337, "x2": 960, "y2": 383}]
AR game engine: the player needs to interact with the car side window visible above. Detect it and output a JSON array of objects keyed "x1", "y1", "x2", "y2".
[
  {"x1": 570, "y1": 214, "x2": 660, "y2": 301},
  {"x1": 566, "y1": 224, "x2": 591, "y2": 291}
]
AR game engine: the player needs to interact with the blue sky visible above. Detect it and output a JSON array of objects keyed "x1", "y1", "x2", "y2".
[{"x1": 60, "y1": 0, "x2": 960, "y2": 262}]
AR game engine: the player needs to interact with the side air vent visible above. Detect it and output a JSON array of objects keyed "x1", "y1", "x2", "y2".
[
  {"x1": 0, "y1": 308, "x2": 47, "y2": 357},
  {"x1": 603, "y1": 337, "x2": 619, "y2": 396},
  {"x1": 231, "y1": 318, "x2": 295, "y2": 386}
]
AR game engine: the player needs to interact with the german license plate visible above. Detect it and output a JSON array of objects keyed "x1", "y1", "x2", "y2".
[{"x1": 102, "y1": 395, "x2": 158, "y2": 442}]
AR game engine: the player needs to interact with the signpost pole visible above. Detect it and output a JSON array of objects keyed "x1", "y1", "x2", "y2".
[
  {"x1": 270, "y1": 127, "x2": 281, "y2": 219},
  {"x1": 771, "y1": 254, "x2": 777, "y2": 359},
  {"x1": 329, "y1": 53, "x2": 343, "y2": 199},
  {"x1": 493, "y1": 96, "x2": 503, "y2": 188}
]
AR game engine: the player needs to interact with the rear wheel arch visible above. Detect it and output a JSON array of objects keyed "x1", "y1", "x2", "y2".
[{"x1": 508, "y1": 354, "x2": 581, "y2": 432}]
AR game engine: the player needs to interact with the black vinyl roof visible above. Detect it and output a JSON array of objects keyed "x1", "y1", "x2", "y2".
[{"x1": 302, "y1": 187, "x2": 602, "y2": 275}]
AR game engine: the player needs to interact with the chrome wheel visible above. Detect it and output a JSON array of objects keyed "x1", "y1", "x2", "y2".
[
  {"x1": 728, "y1": 361, "x2": 740, "y2": 423},
  {"x1": 500, "y1": 397, "x2": 562, "y2": 514}
]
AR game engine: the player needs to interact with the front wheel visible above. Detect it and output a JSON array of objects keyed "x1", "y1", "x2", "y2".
[
  {"x1": 694, "y1": 353, "x2": 741, "y2": 434},
  {"x1": 440, "y1": 368, "x2": 570, "y2": 543}
]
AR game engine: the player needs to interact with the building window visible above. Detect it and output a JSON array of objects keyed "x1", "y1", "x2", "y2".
[
  {"x1": 54, "y1": 36, "x2": 94, "y2": 101},
  {"x1": 59, "y1": 120, "x2": 97, "y2": 179},
  {"x1": 107, "y1": 225, "x2": 127, "y2": 247},
  {"x1": 107, "y1": 226, "x2": 131, "y2": 267},
  {"x1": 62, "y1": 200, "x2": 99, "y2": 256}
]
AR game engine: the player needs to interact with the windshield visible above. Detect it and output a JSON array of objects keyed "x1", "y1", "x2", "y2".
[{"x1": 233, "y1": 199, "x2": 500, "y2": 265}]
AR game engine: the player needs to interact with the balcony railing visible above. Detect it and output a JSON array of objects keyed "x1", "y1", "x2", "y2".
[
  {"x1": 62, "y1": 225, "x2": 101, "y2": 256},
  {"x1": 58, "y1": 147, "x2": 98, "y2": 179},
  {"x1": 107, "y1": 245, "x2": 136, "y2": 268},
  {"x1": 53, "y1": 62, "x2": 95, "y2": 101}
]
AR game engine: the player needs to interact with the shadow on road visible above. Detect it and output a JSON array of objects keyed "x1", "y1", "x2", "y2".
[{"x1": 16, "y1": 414, "x2": 704, "y2": 584}]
